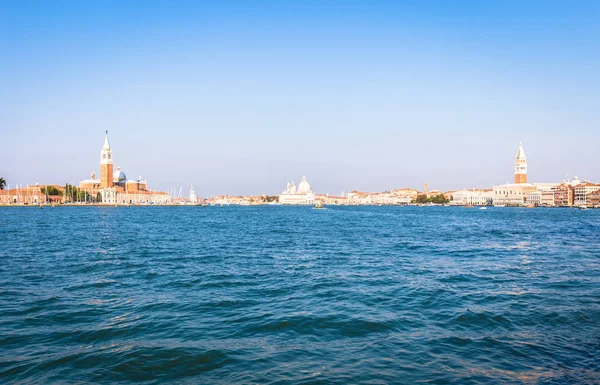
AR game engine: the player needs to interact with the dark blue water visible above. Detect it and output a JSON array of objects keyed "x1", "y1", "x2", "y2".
[{"x1": 1, "y1": 206, "x2": 599, "y2": 384}]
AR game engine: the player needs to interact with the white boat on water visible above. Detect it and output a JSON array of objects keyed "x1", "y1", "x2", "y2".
[{"x1": 479, "y1": 207, "x2": 487, "y2": 210}]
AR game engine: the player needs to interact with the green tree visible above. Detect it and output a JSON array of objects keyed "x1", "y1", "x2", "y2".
[
  {"x1": 64, "y1": 184, "x2": 83, "y2": 202},
  {"x1": 0, "y1": 177, "x2": 6, "y2": 190},
  {"x1": 415, "y1": 193, "x2": 449, "y2": 204},
  {"x1": 41, "y1": 186, "x2": 63, "y2": 196},
  {"x1": 262, "y1": 195, "x2": 279, "y2": 203},
  {"x1": 431, "y1": 194, "x2": 449, "y2": 204}
]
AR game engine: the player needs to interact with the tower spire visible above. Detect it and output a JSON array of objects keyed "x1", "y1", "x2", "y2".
[
  {"x1": 514, "y1": 142, "x2": 527, "y2": 184},
  {"x1": 516, "y1": 142, "x2": 526, "y2": 160},
  {"x1": 103, "y1": 130, "x2": 111, "y2": 150}
]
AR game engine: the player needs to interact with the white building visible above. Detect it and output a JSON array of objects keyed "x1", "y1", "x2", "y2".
[
  {"x1": 493, "y1": 183, "x2": 558, "y2": 206},
  {"x1": 493, "y1": 183, "x2": 537, "y2": 206},
  {"x1": 451, "y1": 189, "x2": 493, "y2": 206},
  {"x1": 526, "y1": 191, "x2": 541, "y2": 206},
  {"x1": 529, "y1": 184, "x2": 557, "y2": 206},
  {"x1": 279, "y1": 176, "x2": 315, "y2": 205},
  {"x1": 541, "y1": 189, "x2": 555, "y2": 206},
  {"x1": 347, "y1": 190, "x2": 415, "y2": 205},
  {"x1": 100, "y1": 189, "x2": 170, "y2": 205}
]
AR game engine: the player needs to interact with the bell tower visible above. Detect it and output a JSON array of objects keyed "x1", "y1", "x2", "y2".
[
  {"x1": 514, "y1": 142, "x2": 527, "y2": 184},
  {"x1": 100, "y1": 131, "x2": 114, "y2": 188}
]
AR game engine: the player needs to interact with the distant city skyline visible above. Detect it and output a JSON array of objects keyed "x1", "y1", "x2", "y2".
[{"x1": 2, "y1": 1, "x2": 599, "y2": 196}]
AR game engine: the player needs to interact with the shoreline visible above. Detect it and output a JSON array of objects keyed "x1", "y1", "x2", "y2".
[{"x1": 0, "y1": 204, "x2": 595, "y2": 209}]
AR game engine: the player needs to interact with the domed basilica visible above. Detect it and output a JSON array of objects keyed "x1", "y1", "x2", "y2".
[{"x1": 279, "y1": 176, "x2": 315, "y2": 205}]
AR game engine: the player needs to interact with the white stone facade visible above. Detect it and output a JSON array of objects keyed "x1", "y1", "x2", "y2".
[
  {"x1": 100, "y1": 188, "x2": 170, "y2": 204},
  {"x1": 451, "y1": 189, "x2": 493, "y2": 206},
  {"x1": 279, "y1": 176, "x2": 315, "y2": 205}
]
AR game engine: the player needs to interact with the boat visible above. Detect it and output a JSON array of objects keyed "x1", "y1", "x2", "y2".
[
  {"x1": 465, "y1": 204, "x2": 474, "y2": 208},
  {"x1": 579, "y1": 205, "x2": 588, "y2": 210},
  {"x1": 525, "y1": 203, "x2": 535, "y2": 209},
  {"x1": 479, "y1": 206, "x2": 487, "y2": 210},
  {"x1": 315, "y1": 202, "x2": 323, "y2": 209}
]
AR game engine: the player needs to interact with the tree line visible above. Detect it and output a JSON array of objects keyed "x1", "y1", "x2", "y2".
[{"x1": 414, "y1": 194, "x2": 449, "y2": 204}]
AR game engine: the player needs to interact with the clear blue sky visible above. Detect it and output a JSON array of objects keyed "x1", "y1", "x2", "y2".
[{"x1": 2, "y1": 1, "x2": 599, "y2": 195}]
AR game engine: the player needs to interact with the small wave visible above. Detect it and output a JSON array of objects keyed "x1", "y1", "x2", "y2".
[
  {"x1": 237, "y1": 315, "x2": 394, "y2": 338},
  {"x1": 451, "y1": 310, "x2": 513, "y2": 330}
]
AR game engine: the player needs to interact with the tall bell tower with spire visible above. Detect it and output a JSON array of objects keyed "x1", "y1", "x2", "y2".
[
  {"x1": 514, "y1": 142, "x2": 527, "y2": 184},
  {"x1": 100, "y1": 131, "x2": 114, "y2": 188}
]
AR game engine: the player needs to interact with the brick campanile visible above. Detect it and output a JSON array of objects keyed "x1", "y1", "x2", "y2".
[
  {"x1": 100, "y1": 131, "x2": 114, "y2": 188},
  {"x1": 514, "y1": 142, "x2": 527, "y2": 184}
]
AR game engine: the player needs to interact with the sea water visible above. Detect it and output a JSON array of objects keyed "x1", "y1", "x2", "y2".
[{"x1": 1, "y1": 206, "x2": 599, "y2": 384}]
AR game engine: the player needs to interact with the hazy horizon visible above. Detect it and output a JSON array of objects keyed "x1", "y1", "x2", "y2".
[{"x1": 2, "y1": 1, "x2": 599, "y2": 196}]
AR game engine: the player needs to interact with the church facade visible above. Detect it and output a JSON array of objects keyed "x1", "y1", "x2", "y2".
[{"x1": 279, "y1": 176, "x2": 315, "y2": 205}]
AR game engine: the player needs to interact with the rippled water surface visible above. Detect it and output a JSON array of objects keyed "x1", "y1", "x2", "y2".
[{"x1": 1, "y1": 206, "x2": 599, "y2": 384}]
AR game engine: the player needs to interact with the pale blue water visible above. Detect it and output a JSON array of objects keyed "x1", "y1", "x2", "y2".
[{"x1": 1, "y1": 206, "x2": 599, "y2": 384}]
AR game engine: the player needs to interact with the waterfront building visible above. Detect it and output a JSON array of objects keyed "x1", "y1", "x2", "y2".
[
  {"x1": 492, "y1": 183, "x2": 535, "y2": 206},
  {"x1": 451, "y1": 189, "x2": 493, "y2": 206},
  {"x1": 212, "y1": 195, "x2": 269, "y2": 205},
  {"x1": 514, "y1": 142, "x2": 527, "y2": 184},
  {"x1": 573, "y1": 182, "x2": 600, "y2": 207},
  {"x1": 279, "y1": 177, "x2": 315, "y2": 205},
  {"x1": 493, "y1": 183, "x2": 556, "y2": 206},
  {"x1": 552, "y1": 183, "x2": 574, "y2": 207},
  {"x1": 0, "y1": 184, "x2": 66, "y2": 205},
  {"x1": 347, "y1": 188, "x2": 416, "y2": 205},
  {"x1": 79, "y1": 132, "x2": 170, "y2": 204},
  {"x1": 427, "y1": 189, "x2": 442, "y2": 198},
  {"x1": 526, "y1": 191, "x2": 541, "y2": 206},
  {"x1": 525, "y1": 184, "x2": 556, "y2": 206},
  {"x1": 589, "y1": 190, "x2": 600, "y2": 208},
  {"x1": 314, "y1": 193, "x2": 348, "y2": 205},
  {"x1": 541, "y1": 189, "x2": 555, "y2": 206},
  {"x1": 0, "y1": 185, "x2": 45, "y2": 205},
  {"x1": 394, "y1": 188, "x2": 420, "y2": 200}
]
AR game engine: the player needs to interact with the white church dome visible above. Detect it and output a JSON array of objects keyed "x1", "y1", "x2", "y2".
[
  {"x1": 113, "y1": 166, "x2": 126, "y2": 183},
  {"x1": 297, "y1": 176, "x2": 312, "y2": 194}
]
